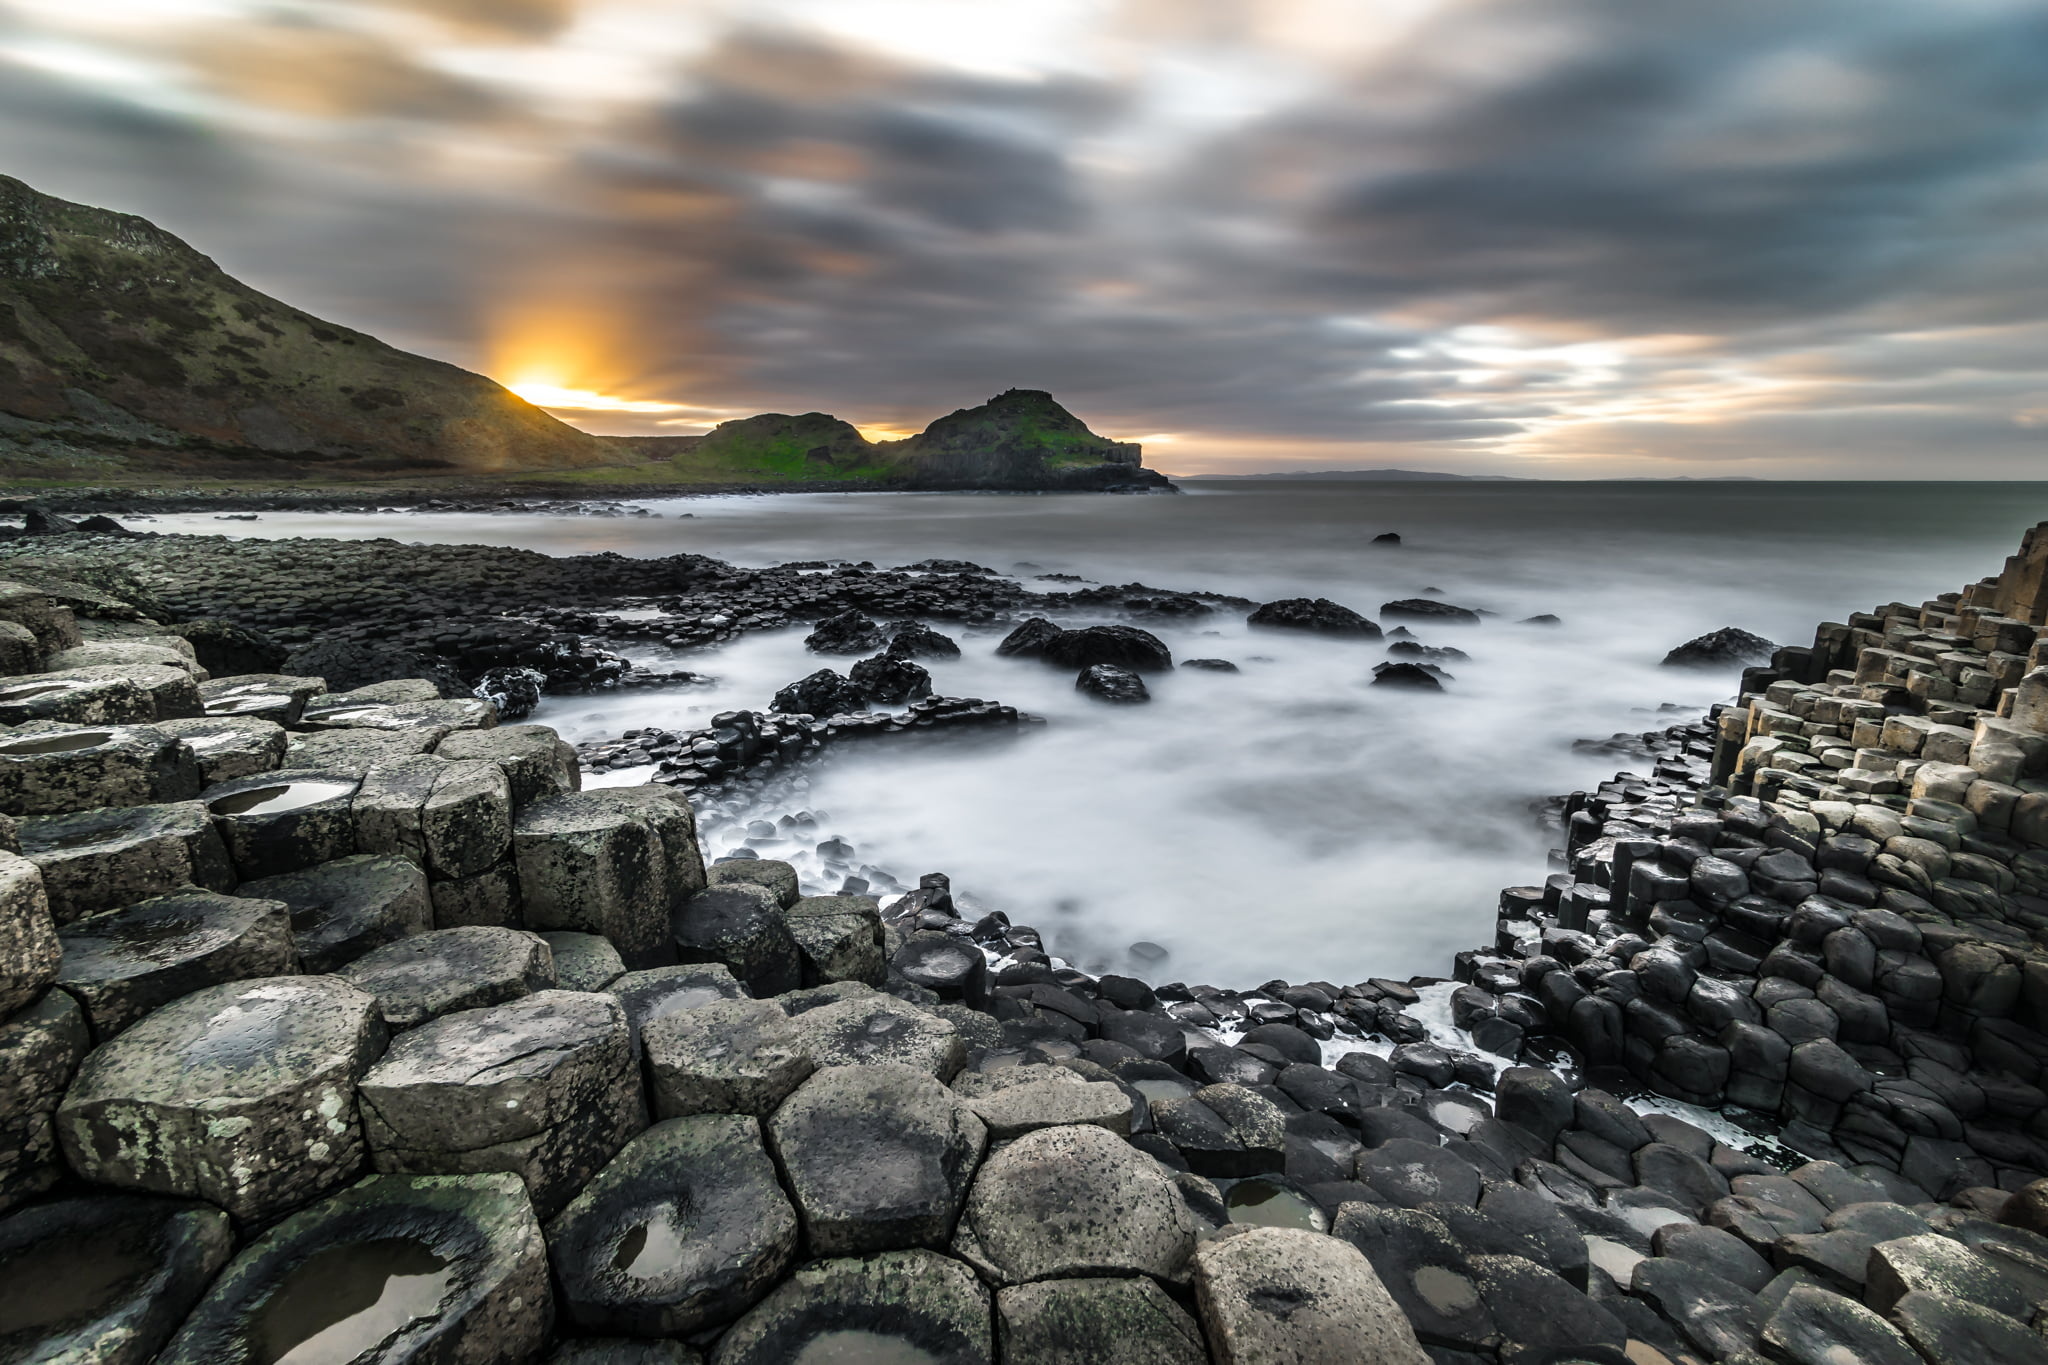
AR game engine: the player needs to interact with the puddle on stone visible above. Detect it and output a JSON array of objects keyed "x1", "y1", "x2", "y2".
[
  {"x1": 0, "y1": 731, "x2": 113, "y2": 756},
  {"x1": 611, "y1": 1204, "x2": 691, "y2": 1279},
  {"x1": 306, "y1": 706, "x2": 387, "y2": 725},
  {"x1": 0, "y1": 1234, "x2": 153, "y2": 1337},
  {"x1": 251, "y1": 1237, "x2": 453, "y2": 1365},
  {"x1": 1225, "y1": 1179, "x2": 1327, "y2": 1233},
  {"x1": 1585, "y1": 1235, "x2": 1646, "y2": 1283},
  {"x1": 1130, "y1": 1077, "x2": 1195, "y2": 1103},
  {"x1": 1428, "y1": 1097, "x2": 1488, "y2": 1135},
  {"x1": 1411, "y1": 1265, "x2": 1480, "y2": 1315},
  {"x1": 206, "y1": 695, "x2": 285, "y2": 715},
  {"x1": 99, "y1": 910, "x2": 209, "y2": 957},
  {"x1": 210, "y1": 780, "x2": 355, "y2": 816},
  {"x1": 792, "y1": 1331, "x2": 944, "y2": 1365}
]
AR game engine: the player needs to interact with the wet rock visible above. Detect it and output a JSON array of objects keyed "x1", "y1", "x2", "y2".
[
  {"x1": 516, "y1": 786, "x2": 706, "y2": 969},
  {"x1": 0, "y1": 1193, "x2": 233, "y2": 1365},
  {"x1": 1372, "y1": 661, "x2": 1445, "y2": 690},
  {"x1": 358, "y1": 990, "x2": 644, "y2": 1218},
  {"x1": 804, "y1": 610, "x2": 887, "y2": 655},
  {"x1": 354, "y1": 757, "x2": 512, "y2": 880},
  {"x1": 672, "y1": 883, "x2": 801, "y2": 996},
  {"x1": 1042, "y1": 625, "x2": 1174, "y2": 672},
  {"x1": 158, "y1": 1172, "x2": 550, "y2": 1365},
  {"x1": 199, "y1": 673, "x2": 325, "y2": 726},
  {"x1": 18, "y1": 801, "x2": 233, "y2": 923},
  {"x1": 0, "y1": 849, "x2": 59, "y2": 1016},
  {"x1": 545, "y1": 931, "x2": 627, "y2": 991},
  {"x1": 0, "y1": 988, "x2": 88, "y2": 1213},
  {"x1": 792, "y1": 993, "x2": 965, "y2": 1078},
  {"x1": 1247, "y1": 598, "x2": 1382, "y2": 637},
  {"x1": 203, "y1": 768, "x2": 363, "y2": 880},
  {"x1": 1864, "y1": 1232, "x2": 2028, "y2": 1317},
  {"x1": 1360, "y1": 1138, "x2": 1483, "y2": 1208},
  {"x1": 956, "y1": 1123, "x2": 1196, "y2": 1283},
  {"x1": 995, "y1": 617, "x2": 1064, "y2": 659},
  {"x1": 710, "y1": 1249, "x2": 992, "y2": 1365},
  {"x1": 786, "y1": 893, "x2": 885, "y2": 985},
  {"x1": 767, "y1": 1062, "x2": 988, "y2": 1255},
  {"x1": 1076, "y1": 663, "x2": 1150, "y2": 703},
  {"x1": 547, "y1": 1114, "x2": 798, "y2": 1336},
  {"x1": 154, "y1": 715, "x2": 289, "y2": 783},
  {"x1": 1888, "y1": 1287, "x2": 2048, "y2": 1365},
  {"x1": 1662, "y1": 628, "x2": 1776, "y2": 669},
  {"x1": 851, "y1": 652, "x2": 933, "y2": 703},
  {"x1": 287, "y1": 726, "x2": 443, "y2": 774},
  {"x1": 436, "y1": 724, "x2": 580, "y2": 809},
  {"x1": 0, "y1": 722, "x2": 201, "y2": 816},
  {"x1": 1652, "y1": 1221, "x2": 1773, "y2": 1293},
  {"x1": 56, "y1": 890, "x2": 296, "y2": 1040},
  {"x1": 892, "y1": 932, "x2": 989, "y2": 1007},
  {"x1": 0, "y1": 671, "x2": 153, "y2": 727},
  {"x1": 610, "y1": 962, "x2": 746, "y2": 1053},
  {"x1": 1468, "y1": 1252, "x2": 1628, "y2": 1359},
  {"x1": 771, "y1": 669, "x2": 869, "y2": 717},
  {"x1": 340, "y1": 925, "x2": 556, "y2": 1028},
  {"x1": 954, "y1": 1065, "x2": 1133, "y2": 1137},
  {"x1": 644, "y1": 996, "x2": 812, "y2": 1118},
  {"x1": 1630, "y1": 1257, "x2": 1764, "y2": 1358},
  {"x1": 706, "y1": 858, "x2": 800, "y2": 907},
  {"x1": 282, "y1": 639, "x2": 466, "y2": 696},
  {"x1": 171, "y1": 617, "x2": 287, "y2": 677},
  {"x1": 240, "y1": 852, "x2": 432, "y2": 974},
  {"x1": 553, "y1": 1343, "x2": 702, "y2": 1365},
  {"x1": 57, "y1": 975, "x2": 385, "y2": 1222},
  {"x1": 1759, "y1": 1285, "x2": 1919, "y2": 1365},
  {"x1": 1382, "y1": 599, "x2": 1481, "y2": 625},
  {"x1": 473, "y1": 665, "x2": 544, "y2": 721},
  {"x1": 996, "y1": 1276, "x2": 1208, "y2": 1365},
  {"x1": 1181, "y1": 658, "x2": 1239, "y2": 672},
  {"x1": 1194, "y1": 1224, "x2": 1429, "y2": 1365},
  {"x1": 888, "y1": 622, "x2": 963, "y2": 660}
]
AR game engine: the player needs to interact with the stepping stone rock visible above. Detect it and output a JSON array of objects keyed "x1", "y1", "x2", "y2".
[
  {"x1": 287, "y1": 726, "x2": 442, "y2": 774},
  {"x1": 354, "y1": 756, "x2": 512, "y2": 879},
  {"x1": 57, "y1": 975, "x2": 385, "y2": 1222},
  {"x1": 517, "y1": 787, "x2": 706, "y2": 969},
  {"x1": 1332, "y1": 1204, "x2": 1496, "y2": 1348},
  {"x1": 0, "y1": 988, "x2": 88, "y2": 1214},
  {"x1": 56, "y1": 890, "x2": 296, "y2": 1040},
  {"x1": 0, "y1": 671, "x2": 154, "y2": 727},
  {"x1": 1194, "y1": 1225, "x2": 1428, "y2": 1365},
  {"x1": 158, "y1": 1172, "x2": 549, "y2": 1365},
  {"x1": 786, "y1": 893, "x2": 885, "y2": 985},
  {"x1": 0, "y1": 1194, "x2": 233, "y2": 1365},
  {"x1": 891, "y1": 932, "x2": 989, "y2": 1006},
  {"x1": 997, "y1": 1276, "x2": 1209, "y2": 1365},
  {"x1": 0, "y1": 849, "x2": 60, "y2": 1016},
  {"x1": 359, "y1": 990, "x2": 642, "y2": 1217},
  {"x1": 611, "y1": 963, "x2": 746, "y2": 1052},
  {"x1": 791, "y1": 993, "x2": 965, "y2": 1079},
  {"x1": 954, "y1": 1066, "x2": 1133, "y2": 1137},
  {"x1": 437, "y1": 724, "x2": 580, "y2": 808},
  {"x1": 340, "y1": 925, "x2": 556, "y2": 1027},
  {"x1": 1652, "y1": 1221, "x2": 1774, "y2": 1293},
  {"x1": 241, "y1": 853, "x2": 433, "y2": 973},
  {"x1": 1864, "y1": 1232, "x2": 2029, "y2": 1318},
  {"x1": 17, "y1": 801, "x2": 233, "y2": 923},
  {"x1": 1470, "y1": 1252, "x2": 1629, "y2": 1358},
  {"x1": 154, "y1": 715, "x2": 288, "y2": 783},
  {"x1": 1360, "y1": 1137, "x2": 1483, "y2": 1209},
  {"x1": 1761, "y1": 1285, "x2": 1920, "y2": 1365},
  {"x1": 1247, "y1": 598, "x2": 1381, "y2": 637},
  {"x1": 545, "y1": 931, "x2": 627, "y2": 991},
  {"x1": 1630, "y1": 1257, "x2": 1765, "y2": 1359},
  {"x1": 429, "y1": 860, "x2": 521, "y2": 930},
  {"x1": 644, "y1": 997, "x2": 812, "y2": 1118},
  {"x1": 672, "y1": 883, "x2": 800, "y2": 996},
  {"x1": 61, "y1": 664, "x2": 202, "y2": 720},
  {"x1": 768, "y1": 1062, "x2": 987, "y2": 1256},
  {"x1": 711, "y1": 1249, "x2": 992, "y2": 1365},
  {"x1": 203, "y1": 768, "x2": 363, "y2": 880},
  {"x1": 706, "y1": 858, "x2": 800, "y2": 907},
  {"x1": 547, "y1": 1114, "x2": 797, "y2": 1335},
  {"x1": 956, "y1": 1123, "x2": 1196, "y2": 1284},
  {"x1": 1889, "y1": 1287, "x2": 2048, "y2": 1365},
  {"x1": 0, "y1": 722, "x2": 201, "y2": 816},
  {"x1": 198, "y1": 674, "x2": 324, "y2": 725}
]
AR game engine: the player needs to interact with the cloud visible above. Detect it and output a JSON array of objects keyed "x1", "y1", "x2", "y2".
[{"x1": 0, "y1": 0, "x2": 2043, "y2": 474}]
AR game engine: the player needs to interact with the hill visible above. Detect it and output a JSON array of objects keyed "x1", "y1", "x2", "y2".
[
  {"x1": 0, "y1": 175, "x2": 614, "y2": 479},
  {"x1": 1190, "y1": 468, "x2": 1521, "y2": 481}
]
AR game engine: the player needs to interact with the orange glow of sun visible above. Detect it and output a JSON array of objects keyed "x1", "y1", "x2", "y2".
[{"x1": 504, "y1": 381, "x2": 690, "y2": 414}]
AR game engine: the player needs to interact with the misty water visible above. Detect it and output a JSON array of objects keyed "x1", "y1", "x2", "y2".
[{"x1": 153, "y1": 481, "x2": 2048, "y2": 988}]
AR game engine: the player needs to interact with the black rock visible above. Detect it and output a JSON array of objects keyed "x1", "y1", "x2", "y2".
[
  {"x1": 886, "y1": 623, "x2": 961, "y2": 659},
  {"x1": 995, "y1": 617, "x2": 1064, "y2": 658},
  {"x1": 23, "y1": 505, "x2": 81, "y2": 535},
  {"x1": 282, "y1": 638, "x2": 468, "y2": 697},
  {"x1": 803, "y1": 610, "x2": 886, "y2": 655},
  {"x1": 771, "y1": 669, "x2": 869, "y2": 717},
  {"x1": 1042, "y1": 625, "x2": 1173, "y2": 672},
  {"x1": 170, "y1": 619, "x2": 289, "y2": 676},
  {"x1": 1181, "y1": 658, "x2": 1239, "y2": 672},
  {"x1": 1372, "y1": 532, "x2": 1401, "y2": 544},
  {"x1": 1076, "y1": 664, "x2": 1150, "y2": 703},
  {"x1": 1247, "y1": 598, "x2": 1381, "y2": 637},
  {"x1": 850, "y1": 653, "x2": 933, "y2": 704},
  {"x1": 1381, "y1": 598, "x2": 1481, "y2": 625},
  {"x1": 1661, "y1": 627, "x2": 1776, "y2": 669},
  {"x1": 1519, "y1": 614, "x2": 1562, "y2": 627},
  {"x1": 1372, "y1": 662, "x2": 1445, "y2": 690},
  {"x1": 473, "y1": 666, "x2": 544, "y2": 721}
]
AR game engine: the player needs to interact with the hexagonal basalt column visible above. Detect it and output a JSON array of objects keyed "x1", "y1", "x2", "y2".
[
  {"x1": 198, "y1": 674, "x2": 325, "y2": 726},
  {"x1": 203, "y1": 768, "x2": 362, "y2": 880},
  {"x1": 547, "y1": 1114, "x2": 798, "y2": 1336},
  {"x1": 0, "y1": 672, "x2": 153, "y2": 727},
  {"x1": 438, "y1": 724, "x2": 580, "y2": 808},
  {"x1": 0, "y1": 582, "x2": 82, "y2": 654},
  {"x1": 0, "y1": 849, "x2": 60, "y2": 1016},
  {"x1": 56, "y1": 975, "x2": 387, "y2": 1223},
  {"x1": 0, "y1": 1194, "x2": 234, "y2": 1365},
  {"x1": 56, "y1": 890, "x2": 297, "y2": 1041},
  {"x1": 155, "y1": 715, "x2": 289, "y2": 784},
  {"x1": 354, "y1": 756, "x2": 512, "y2": 880},
  {"x1": 241, "y1": 853, "x2": 432, "y2": 973},
  {"x1": 357, "y1": 990, "x2": 644, "y2": 1217},
  {"x1": 340, "y1": 925, "x2": 556, "y2": 1028},
  {"x1": 61, "y1": 664, "x2": 204, "y2": 721},
  {"x1": 644, "y1": 997, "x2": 812, "y2": 1119},
  {"x1": 0, "y1": 988, "x2": 88, "y2": 1214},
  {"x1": 785, "y1": 894, "x2": 885, "y2": 986},
  {"x1": 515, "y1": 787, "x2": 706, "y2": 969},
  {"x1": 711, "y1": 1250, "x2": 992, "y2": 1365},
  {"x1": 672, "y1": 884, "x2": 800, "y2": 997},
  {"x1": 0, "y1": 722, "x2": 202, "y2": 816},
  {"x1": 157, "y1": 1172, "x2": 551, "y2": 1365},
  {"x1": 18, "y1": 801, "x2": 234, "y2": 923}
]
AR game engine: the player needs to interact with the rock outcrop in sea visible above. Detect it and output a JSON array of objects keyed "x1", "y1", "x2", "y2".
[{"x1": 2, "y1": 515, "x2": 2047, "y2": 1361}]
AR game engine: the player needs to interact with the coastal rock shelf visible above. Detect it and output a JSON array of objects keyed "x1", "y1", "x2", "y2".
[{"x1": 2, "y1": 522, "x2": 2048, "y2": 1362}]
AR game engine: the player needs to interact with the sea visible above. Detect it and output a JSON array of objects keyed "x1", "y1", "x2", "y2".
[{"x1": 145, "y1": 480, "x2": 2048, "y2": 989}]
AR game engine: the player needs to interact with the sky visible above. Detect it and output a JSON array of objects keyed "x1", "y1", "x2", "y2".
[{"x1": 2, "y1": 0, "x2": 2045, "y2": 476}]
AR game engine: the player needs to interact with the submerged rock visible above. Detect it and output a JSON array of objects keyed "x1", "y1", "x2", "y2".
[
  {"x1": 1382, "y1": 598, "x2": 1481, "y2": 624},
  {"x1": 1372, "y1": 662, "x2": 1446, "y2": 690},
  {"x1": 804, "y1": 610, "x2": 886, "y2": 655},
  {"x1": 1661, "y1": 627, "x2": 1775, "y2": 669},
  {"x1": 1247, "y1": 597, "x2": 1381, "y2": 637},
  {"x1": 1076, "y1": 664, "x2": 1150, "y2": 703}
]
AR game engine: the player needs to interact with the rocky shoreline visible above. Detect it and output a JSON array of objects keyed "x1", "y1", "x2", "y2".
[{"x1": 0, "y1": 516, "x2": 2045, "y2": 1363}]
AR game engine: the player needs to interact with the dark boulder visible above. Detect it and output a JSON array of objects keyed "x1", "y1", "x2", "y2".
[
  {"x1": 887, "y1": 623, "x2": 962, "y2": 659},
  {"x1": 770, "y1": 670, "x2": 869, "y2": 717},
  {"x1": 1042, "y1": 625, "x2": 1173, "y2": 672},
  {"x1": 996, "y1": 617, "x2": 1064, "y2": 658},
  {"x1": 804, "y1": 610, "x2": 885, "y2": 655},
  {"x1": 282, "y1": 638, "x2": 467, "y2": 697},
  {"x1": 1372, "y1": 532, "x2": 1401, "y2": 544},
  {"x1": 1372, "y1": 662, "x2": 1444, "y2": 690},
  {"x1": 1662, "y1": 628, "x2": 1776, "y2": 669},
  {"x1": 1381, "y1": 599, "x2": 1481, "y2": 625},
  {"x1": 472, "y1": 666, "x2": 544, "y2": 721},
  {"x1": 1077, "y1": 665, "x2": 1150, "y2": 703},
  {"x1": 1181, "y1": 658, "x2": 1239, "y2": 672},
  {"x1": 170, "y1": 619, "x2": 287, "y2": 676},
  {"x1": 850, "y1": 654, "x2": 933, "y2": 704},
  {"x1": 1247, "y1": 598, "x2": 1381, "y2": 637}
]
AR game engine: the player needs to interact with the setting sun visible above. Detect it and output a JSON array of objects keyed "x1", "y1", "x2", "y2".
[{"x1": 504, "y1": 381, "x2": 690, "y2": 414}]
